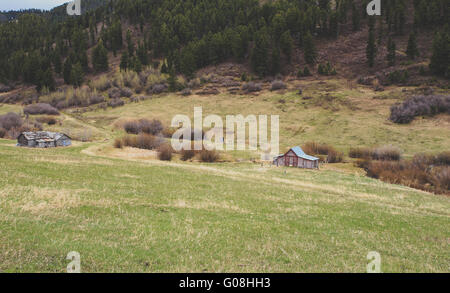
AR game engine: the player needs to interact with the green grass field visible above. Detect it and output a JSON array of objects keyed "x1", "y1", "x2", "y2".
[{"x1": 0, "y1": 140, "x2": 449, "y2": 272}]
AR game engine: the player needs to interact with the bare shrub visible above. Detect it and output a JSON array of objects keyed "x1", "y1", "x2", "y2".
[
  {"x1": 350, "y1": 145, "x2": 401, "y2": 161},
  {"x1": 124, "y1": 119, "x2": 164, "y2": 135},
  {"x1": 139, "y1": 119, "x2": 163, "y2": 135},
  {"x1": 0, "y1": 112, "x2": 23, "y2": 130},
  {"x1": 147, "y1": 83, "x2": 168, "y2": 94},
  {"x1": 124, "y1": 120, "x2": 140, "y2": 134},
  {"x1": 327, "y1": 149, "x2": 344, "y2": 163},
  {"x1": 137, "y1": 133, "x2": 158, "y2": 150},
  {"x1": 108, "y1": 98, "x2": 125, "y2": 108},
  {"x1": 24, "y1": 103, "x2": 59, "y2": 115},
  {"x1": 181, "y1": 88, "x2": 192, "y2": 96},
  {"x1": 199, "y1": 150, "x2": 219, "y2": 163},
  {"x1": 372, "y1": 145, "x2": 401, "y2": 161},
  {"x1": 120, "y1": 87, "x2": 133, "y2": 98},
  {"x1": 271, "y1": 80, "x2": 287, "y2": 91},
  {"x1": 242, "y1": 82, "x2": 262, "y2": 93},
  {"x1": 181, "y1": 149, "x2": 196, "y2": 161},
  {"x1": 113, "y1": 138, "x2": 123, "y2": 149},
  {"x1": 302, "y1": 141, "x2": 343, "y2": 163},
  {"x1": 349, "y1": 147, "x2": 373, "y2": 159},
  {"x1": 436, "y1": 151, "x2": 450, "y2": 166},
  {"x1": 0, "y1": 128, "x2": 6, "y2": 138},
  {"x1": 108, "y1": 87, "x2": 122, "y2": 99},
  {"x1": 390, "y1": 95, "x2": 450, "y2": 124},
  {"x1": 157, "y1": 144, "x2": 173, "y2": 161},
  {"x1": 89, "y1": 95, "x2": 105, "y2": 105}
]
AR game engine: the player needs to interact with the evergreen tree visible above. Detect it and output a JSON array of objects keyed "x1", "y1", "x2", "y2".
[
  {"x1": 70, "y1": 63, "x2": 84, "y2": 87},
  {"x1": 280, "y1": 31, "x2": 293, "y2": 61},
  {"x1": 366, "y1": 18, "x2": 377, "y2": 67},
  {"x1": 352, "y1": 2, "x2": 360, "y2": 31},
  {"x1": 303, "y1": 32, "x2": 317, "y2": 65},
  {"x1": 63, "y1": 58, "x2": 72, "y2": 85},
  {"x1": 387, "y1": 37, "x2": 396, "y2": 66},
  {"x1": 250, "y1": 29, "x2": 270, "y2": 76},
  {"x1": 126, "y1": 30, "x2": 134, "y2": 56},
  {"x1": 92, "y1": 41, "x2": 108, "y2": 73},
  {"x1": 120, "y1": 51, "x2": 129, "y2": 71},
  {"x1": 406, "y1": 33, "x2": 419, "y2": 60},
  {"x1": 429, "y1": 31, "x2": 450, "y2": 77},
  {"x1": 271, "y1": 47, "x2": 281, "y2": 75}
]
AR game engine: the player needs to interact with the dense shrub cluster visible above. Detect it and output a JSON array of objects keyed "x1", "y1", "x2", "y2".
[
  {"x1": 199, "y1": 150, "x2": 220, "y2": 163},
  {"x1": 108, "y1": 98, "x2": 125, "y2": 108},
  {"x1": 350, "y1": 145, "x2": 402, "y2": 161},
  {"x1": 23, "y1": 103, "x2": 59, "y2": 115},
  {"x1": 270, "y1": 80, "x2": 286, "y2": 91},
  {"x1": 0, "y1": 112, "x2": 42, "y2": 139},
  {"x1": 114, "y1": 133, "x2": 163, "y2": 150},
  {"x1": 302, "y1": 142, "x2": 343, "y2": 163},
  {"x1": 389, "y1": 95, "x2": 450, "y2": 124},
  {"x1": 124, "y1": 119, "x2": 163, "y2": 135},
  {"x1": 357, "y1": 154, "x2": 450, "y2": 195},
  {"x1": 242, "y1": 82, "x2": 262, "y2": 93}
]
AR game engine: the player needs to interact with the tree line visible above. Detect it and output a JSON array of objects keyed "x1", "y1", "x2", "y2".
[{"x1": 0, "y1": 0, "x2": 448, "y2": 91}]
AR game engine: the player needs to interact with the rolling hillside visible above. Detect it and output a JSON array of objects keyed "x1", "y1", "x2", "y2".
[{"x1": 0, "y1": 140, "x2": 449, "y2": 272}]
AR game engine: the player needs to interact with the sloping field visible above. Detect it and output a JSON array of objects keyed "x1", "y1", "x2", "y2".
[{"x1": 0, "y1": 140, "x2": 448, "y2": 272}]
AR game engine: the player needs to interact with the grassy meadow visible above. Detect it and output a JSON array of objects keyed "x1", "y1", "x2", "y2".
[{"x1": 0, "y1": 140, "x2": 449, "y2": 272}]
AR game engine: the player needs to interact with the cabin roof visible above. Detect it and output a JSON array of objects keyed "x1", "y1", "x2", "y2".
[
  {"x1": 20, "y1": 131, "x2": 70, "y2": 141},
  {"x1": 275, "y1": 146, "x2": 319, "y2": 161}
]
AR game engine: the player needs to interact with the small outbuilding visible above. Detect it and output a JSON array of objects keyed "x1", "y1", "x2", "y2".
[
  {"x1": 17, "y1": 131, "x2": 71, "y2": 148},
  {"x1": 274, "y1": 146, "x2": 319, "y2": 169}
]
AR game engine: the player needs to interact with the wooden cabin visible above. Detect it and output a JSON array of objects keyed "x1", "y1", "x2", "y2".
[
  {"x1": 17, "y1": 132, "x2": 71, "y2": 148},
  {"x1": 273, "y1": 146, "x2": 319, "y2": 169}
]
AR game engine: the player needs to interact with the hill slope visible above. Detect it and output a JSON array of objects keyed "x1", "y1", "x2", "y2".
[{"x1": 0, "y1": 140, "x2": 449, "y2": 272}]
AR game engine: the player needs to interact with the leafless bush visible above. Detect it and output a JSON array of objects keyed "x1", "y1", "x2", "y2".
[
  {"x1": 23, "y1": 103, "x2": 59, "y2": 115},
  {"x1": 199, "y1": 150, "x2": 219, "y2": 163},
  {"x1": 242, "y1": 82, "x2": 262, "y2": 93},
  {"x1": 124, "y1": 119, "x2": 164, "y2": 135},
  {"x1": 349, "y1": 147, "x2": 373, "y2": 159},
  {"x1": 108, "y1": 98, "x2": 125, "y2": 108},
  {"x1": 358, "y1": 159, "x2": 449, "y2": 195},
  {"x1": 181, "y1": 88, "x2": 192, "y2": 96},
  {"x1": 158, "y1": 144, "x2": 173, "y2": 161},
  {"x1": 120, "y1": 87, "x2": 133, "y2": 98},
  {"x1": 108, "y1": 87, "x2": 122, "y2": 99},
  {"x1": 113, "y1": 138, "x2": 123, "y2": 148},
  {"x1": 0, "y1": 128, "x2": 6, "y2": 138},
  {"x1": 147, "y1": 83, "x2": 167, "y2": 94},
  {"x1": 350, "y1": 145, "x2": 401, "y2": 161},
  {"x1": 0, "y1": 112, "x2": 23, "y2": 130},
  {"x1": 390, "y1": 95, "x2": 450, "y2": 124},
  {"x1": 139, "y1": 119, "x2": 163, "y2": 135},
  {"x1": 302, "y1": 141, "x2": 343, "y2": 163},
  {"x1": 124, "y1": 120, "x2": 140, "y2": 134},
  {"x1": 181, "y1": 149, "x2": 196, "y2": 161},
  {"x1": 271, "y1": 80, "x2": 287, "y2": 91},
  {"x1": 372, "y1": 145, "x2": 401, "y2": 161},
  {"x1": 137, "y1": 133, "x2": 159, "y2": 150},
  {"x1": 89, "y1": 95, "x2": 105, "y2": 105}
]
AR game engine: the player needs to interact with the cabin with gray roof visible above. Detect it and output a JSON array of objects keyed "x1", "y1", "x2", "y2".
[
  {"x1": 17, "y1": 132, "x2": 71, "y2": 148},
  {"x1": 273, "y1": 146, "x2": 319, "y2": 169}
]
